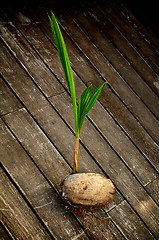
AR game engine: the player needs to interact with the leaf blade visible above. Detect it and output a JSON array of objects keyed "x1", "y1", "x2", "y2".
[
  {"x1": 79, "y1": 85, "x2": 92, "y2": 117},
  {"x1": 78, "y1": 85, "x2": 92, "y2": 133},
  {"x1": 49, "y1": 12, "x2": 79, "y2": 136},
  {"x1": 84, "y1": 82, "x2": 107, "y2": 116},
  {"x1": 78, "y1": 82, "x2": 107, "y2": 133}
]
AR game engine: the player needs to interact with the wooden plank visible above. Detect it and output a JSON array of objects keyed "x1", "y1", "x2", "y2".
[
  {"x1": 0, "y1": 119, "x2": 91, "y2": 240},
  {"x1": 2, "y1": 107, "x2": 71, "y2": 190},
  {"x1": 78, "y1": 0, "x2": 159, "y2": 96},
  {"x1": 0, "y1": 168, "x2": 52, "y2": 240},
  {"x1": 0, "y1": 76, "x2": 22, "y2": 116},
  {"x1": 124, "y1": 0, "x2": 159, "y2": 38},
  {"x1": 115, "y1": 0, "x2": 159, "y2": 54},
  {"x1": 0, "y1": 25, "x2": 64, "y2": 99},
  {"x1": 109, "y1": 200, "x2": 155, "y2": 240},
  {"x1": 145, "y1": 178, "x2": 159, "y2": 204},
  {"x1": 97, "y1": 0, "x2": 159, "y2": 74},
  {"x1": 0, "y1": 222, "x2": 14, "y2": 240},
  {"x1": 9, "y1": 7, "x2": 159, "y2": 170}
]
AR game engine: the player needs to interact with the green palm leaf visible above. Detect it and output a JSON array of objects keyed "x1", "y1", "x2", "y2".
[
  {"x1": 48, "y1": 12, "x2": 79, "y2": 136},
  {"x1": 49, "y1": 13, "x2": 107, "y2": 173},
  {"x1": 78, "y1": 82, "x2": 107, "y2": 133},
  {"x1": 84, "y1": 82, "x2": 106, "y2": 116},
  {"x1": 78, "y1": 85, "x2": 92, "y2": 119},
  {"x1": 49, "y1": 12, "x2": 107, "y2": 138}
]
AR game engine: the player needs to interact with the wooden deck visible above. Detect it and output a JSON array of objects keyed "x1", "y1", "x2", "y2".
[{"x1": 0, "y1": 0, "x2": 159, "y2": 239}]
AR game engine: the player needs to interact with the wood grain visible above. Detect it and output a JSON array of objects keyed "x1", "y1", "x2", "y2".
[
  {"x1": 0, "y1": 222, "x2": 14, "y2": 240},
  {"x1": 97, "y1": 0, "x2": 159, "y2": 74},
  {"x1": 82, "y1": 0, "x2": 159, "y2": 93},
  {"x1": 0, "y1": 167, "x2": 51, "y2": 240},
  {"x1": 0, "y1": 76, "x2": 22, "y2": 116},
  {"x1": 109, "y1": 200, "x2": 155, "y2": 240},
  {"x1": 0, "y1": 1, "x2": 158, "y2": 239}
]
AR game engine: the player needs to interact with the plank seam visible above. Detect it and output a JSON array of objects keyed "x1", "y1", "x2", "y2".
[
  {"x1": 93, "y1": 0, "x2": 159, "y2": 76},
  {"x1": 0, "y1": 220, "x2": 15, "y2": 240},
  {"x1": 0, "y1": 162, "x2": 55, "y2": 239}
]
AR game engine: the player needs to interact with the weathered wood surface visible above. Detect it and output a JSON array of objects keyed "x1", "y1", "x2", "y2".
[
  {"x1": 0, "y1": 166, "x2": 52, "y2": 240},
  {"x1": 0, "y1": 221, "x2": 14, "y2": 240},
  {"x1": 0, "y1": 0, "x2": 159, "y2": 239},
  {"x1": 0, "y1": 76, "x2": 22, "y2": 116},
  {"x1": 7, "y1": 2, "x2": 159, "y2": 170}
]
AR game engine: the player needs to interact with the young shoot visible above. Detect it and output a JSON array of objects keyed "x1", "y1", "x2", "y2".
[{"x1": 48, "y1": 12, "x2": 107, "y2": 173}]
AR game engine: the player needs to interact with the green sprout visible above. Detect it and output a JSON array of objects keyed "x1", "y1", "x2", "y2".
[{"x1": 48, "y1": 12, "x2": 107, "y2": 173}]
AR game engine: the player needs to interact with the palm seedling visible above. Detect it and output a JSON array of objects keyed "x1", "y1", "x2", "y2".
[{"x1": 48, "y1": 12, "x2": 115, "y2": 210}]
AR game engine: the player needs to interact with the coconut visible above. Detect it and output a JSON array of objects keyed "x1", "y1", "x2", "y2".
[{"x1": 60, "y1": 173, "x2": 115, "y2": 209}]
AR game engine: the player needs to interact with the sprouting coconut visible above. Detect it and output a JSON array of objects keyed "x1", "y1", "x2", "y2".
[
  {"x1": 48, "y1": 13, "x2": 115, "y2": 212},
  {"x1": 60, "y1": 173, "x2": 115, "y2": 209}
]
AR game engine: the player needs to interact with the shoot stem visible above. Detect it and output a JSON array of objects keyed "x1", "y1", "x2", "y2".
[{"x1": 73, "y1": 136, "x2": 79, "y2": 173}]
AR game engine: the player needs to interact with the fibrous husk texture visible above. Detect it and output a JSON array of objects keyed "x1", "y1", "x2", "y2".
[{"x1": 60, "y1": 173, "x2": 115, "y2": 209}]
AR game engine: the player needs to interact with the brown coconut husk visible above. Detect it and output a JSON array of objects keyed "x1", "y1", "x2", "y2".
[{"x1": 60, "y1": 173, "x2": 115, "y2": 209}]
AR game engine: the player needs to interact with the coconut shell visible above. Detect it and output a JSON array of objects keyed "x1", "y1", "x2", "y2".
[{"x1": 60, "y1": 173, "x2": 115, "y2": 208}]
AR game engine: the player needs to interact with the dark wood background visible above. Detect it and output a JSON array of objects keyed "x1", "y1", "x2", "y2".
[{"x1": 0, "y1": 0, "x2": 159, "y2": 239}]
